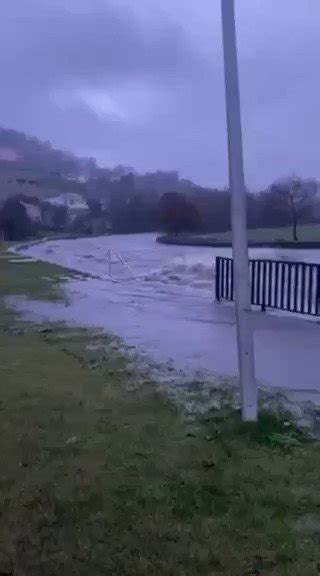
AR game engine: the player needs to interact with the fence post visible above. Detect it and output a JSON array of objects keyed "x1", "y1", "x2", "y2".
[
  {"x1": 316, "y1": 265, "x2": 320, "y2": 316},
  {"x1": 261, "y1": 261, "x2": 266, "y2": 312},
  {"x1": 215, "y1": 257, "x2": 221, "y2": 301}
]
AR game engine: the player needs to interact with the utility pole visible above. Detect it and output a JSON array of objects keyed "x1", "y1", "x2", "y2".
[{"x1": 221, "y1": 0, "x2": 257, "y2": 421}]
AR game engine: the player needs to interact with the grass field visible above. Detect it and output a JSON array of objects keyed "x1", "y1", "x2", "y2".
[
  {"x1": 1, "y1": 248, "x2": 320, "y2": 574},
  {"x1": 0, "y1": 249, "x2": 73, "y2": 300},
  {"x1": 213, "y1": 224, "x2": 320, "y2": 244},
  {"x1": 159, "y1": 224, "x2": 320, "y2": 246}
]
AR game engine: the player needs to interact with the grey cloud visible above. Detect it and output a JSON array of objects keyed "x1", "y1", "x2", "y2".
[
  {"x1": 1, "y1": 0, "x2": 320, "y2": 188},
  {"x1": 1, "y1": 0, "x2": 199, "y2": 89},
  {"x1": 0, "y1": 0, "x2": 221, "y2": 184}
]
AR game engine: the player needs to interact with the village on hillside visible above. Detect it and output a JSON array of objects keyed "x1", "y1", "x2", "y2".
[{"x1": 1, "y1": 128, "x2": 320, "y2": 245}]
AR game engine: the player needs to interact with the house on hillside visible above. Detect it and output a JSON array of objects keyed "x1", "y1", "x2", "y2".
[{"x1": 47, "y1": 192, "x2": 89, "y2": 221}]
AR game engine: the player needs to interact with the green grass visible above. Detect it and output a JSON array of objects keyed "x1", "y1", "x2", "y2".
[
  {"x1": 1, "y1": 251, "x2": 320, "y2": 574},
  {"x1": 207, "y1": 224, "x2": 320, "y2": 244},
  {"x1": 0, "y1": 246, "x2": 74, "y2": 300}
]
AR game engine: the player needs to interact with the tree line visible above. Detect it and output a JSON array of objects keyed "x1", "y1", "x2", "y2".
[
  {"x1": 1, "y1": 128, "x2": 318, "y2": 242},
  {"x1": 0, "y1": 195, "x2": 111, "y2": 241},
  {"x1": 104, "y1": 174, "x2": 319, "y2": 240},
  {"x1": 1, "y1": 174, "x2": 319, "y2": 241}
]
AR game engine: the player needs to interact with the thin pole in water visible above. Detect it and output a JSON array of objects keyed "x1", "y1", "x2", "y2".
[
  {"x1": 108, "y1": 249, "x2": 112, "y2": 277},
  {"x1": 221, "y1": 0, "x2": 257, "y2": 421}
]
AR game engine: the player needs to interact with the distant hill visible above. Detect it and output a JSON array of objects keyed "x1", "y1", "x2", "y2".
[
  {"x1": 0, "y1": 127, "x2": 97, "y2": 177},
  {"x1": 0, "y1": 127, "x2": 100, "y2": 201},
  {"x1": 0, "y1": 127, "x2": 202, "y2": 205}
]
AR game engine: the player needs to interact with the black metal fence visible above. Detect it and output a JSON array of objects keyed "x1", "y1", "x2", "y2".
[{"x1": 215, "y1": 256, "x2": 320, "y2": 316}]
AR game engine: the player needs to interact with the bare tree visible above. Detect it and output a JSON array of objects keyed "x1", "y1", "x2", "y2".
[{"x1": 267, "y1": 176, "x2": 318, "y2": 241}]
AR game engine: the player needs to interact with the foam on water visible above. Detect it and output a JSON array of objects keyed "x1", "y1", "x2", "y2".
[
  {"x1": 143, "y1": 254, "x2": 215, "y2": 291},
  {"x1": 20, "y1": 233, "x2": 320, "y2": 294}
]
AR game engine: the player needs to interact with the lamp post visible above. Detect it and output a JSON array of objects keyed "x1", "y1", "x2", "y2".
[{"x1": 221, "y1": 0, "x2": 257, "y2": 421}]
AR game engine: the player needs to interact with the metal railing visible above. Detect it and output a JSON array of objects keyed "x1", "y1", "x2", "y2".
[{"x1": 216, "y1": 256, "x2": 320, "y2": 316}]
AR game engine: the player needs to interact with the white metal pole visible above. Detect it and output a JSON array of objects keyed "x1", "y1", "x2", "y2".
[
  {"x1": 221, "y1": 0, "x2": 257, "y2": 421},
  {"x1": 108, "y1": 249, "x2": 112, "y2": 277}
]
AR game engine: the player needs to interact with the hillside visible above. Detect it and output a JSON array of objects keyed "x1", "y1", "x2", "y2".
[
  {"x1": 0, "y1": 128, "x2": 95, "y2": 177},
  {"x1": 0, "y1": 128, "x2": 98, "y2": 201},
  {"x1": 0, "y1": 127, "x2": 201, "y2": 204}
]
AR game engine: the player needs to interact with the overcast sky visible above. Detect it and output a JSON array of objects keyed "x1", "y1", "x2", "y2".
[{"x1": 1, "y1": 0, "x2": 320, "y2": 188}]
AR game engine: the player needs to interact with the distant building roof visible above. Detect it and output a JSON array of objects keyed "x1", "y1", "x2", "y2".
[{"x1": 47, "y1": 192, "x2": 88, "y2": 211}]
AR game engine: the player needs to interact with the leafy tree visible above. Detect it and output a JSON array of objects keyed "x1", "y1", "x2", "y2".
[
  {"x1": 70, "y1": 212, "x2": 111, "y2": 236},
  {"x1": 0, "y1": 196, "x2": 34, "y2": 240},
  {"x1": 187, "y1": 188, "x2": 231, "y2": 233},
  {"x1": 52, "y1": 206, "x2": 68, "y2": 230},
  {"x1": 159, "y1": 192, "x2": 201, "y2": 235},
  {"x1": 108, "y1": 174, "x2": 135, "y2": 233},
  {"x1": 87, "y1": 199, "x2": 102, "y2": 217},
  {"x1": 40, "y1": 202, "x2": 68, "y2": 231},
  {"x1": 123, "y1": 193, "x2": 157, "y2": 233}
]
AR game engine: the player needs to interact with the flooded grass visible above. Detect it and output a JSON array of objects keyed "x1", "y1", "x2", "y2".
[
  {"x1": 0, "y1": 251, "x2": 71, "y2": 301},
  {"x1": 217, "y1": 223, "x2": 320, "y2": 243},
  {"x1": 1, "y1": 252, "x2": 320, "y2": 574}
]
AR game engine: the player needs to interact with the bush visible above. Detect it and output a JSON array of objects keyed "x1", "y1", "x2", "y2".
[
  {"x1": 159, "y1": 192, "x2": 201, "y2": 235},
  {"x1": 0, "y1": 197, "x2": 35, "y2": 240}
]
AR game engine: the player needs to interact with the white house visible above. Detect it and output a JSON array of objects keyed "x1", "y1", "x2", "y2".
[{"x1": 47, "y1": 192, "x2": 89, "y2": 221}]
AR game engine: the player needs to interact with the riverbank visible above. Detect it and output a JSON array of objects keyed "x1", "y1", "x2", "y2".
[
  {"x1": 158, "y1": 234, "x2": 320, "y2": 249},
  {"x1": 1, "y1": 249, "x2": 320, "y2": 574}
]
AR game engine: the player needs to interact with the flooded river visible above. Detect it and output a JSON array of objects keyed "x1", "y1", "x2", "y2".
[{"x1": 15, "y1": 233, "x2": 320, "y2": 400}]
